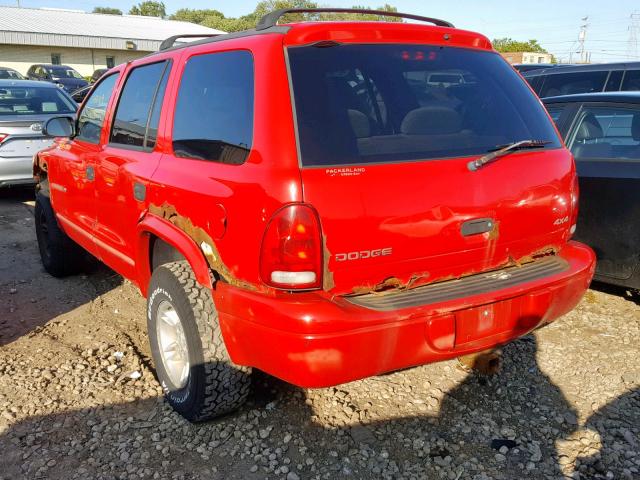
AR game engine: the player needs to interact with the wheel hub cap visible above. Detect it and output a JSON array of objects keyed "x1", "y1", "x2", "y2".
[{"x1": 156, "y1": 300, "x2": 190, "y2": 389}]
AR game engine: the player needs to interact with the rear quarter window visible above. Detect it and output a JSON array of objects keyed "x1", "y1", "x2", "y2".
[
  {"x1": 288, "y1": 44, "x2": 561, "y2": 167},
  {"x1": 172, "y1": 50, "x2": 254, "y2": 165}
]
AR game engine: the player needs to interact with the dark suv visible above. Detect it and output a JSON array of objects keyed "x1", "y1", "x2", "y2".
[
  {"x1": 34, "y1": 8, "x2": 595, "y2": 422},
  {"x1": 27, "y1": 64, "x2": 88, "y2": 93},
  {"x1": 523, "y1": 62, "x2": 640, "y2": 98}
]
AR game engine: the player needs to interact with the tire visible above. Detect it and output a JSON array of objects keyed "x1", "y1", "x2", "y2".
[
  {"x1": 147, "y1": 261, "x2": 251, "y2": 422},
  {"x1": 34, "y1": 192, "x2": 85, "y2": 277}
]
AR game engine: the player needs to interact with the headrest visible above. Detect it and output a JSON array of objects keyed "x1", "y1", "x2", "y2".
[
  {"x1": 632, "y1": 112, "x2": 640, "y2": 142},
  {"x1": 348, "y1": 109, "x2": 370, "y2": 138},
  {"x1": 401, "y1": 106, "x2": 462, "y2": 135},
  {"x1": 575, "y1": 113, "x2": 603, "y2": 141}
]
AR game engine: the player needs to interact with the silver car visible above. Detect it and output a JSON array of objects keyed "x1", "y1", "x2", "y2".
[{"x1": 0, "y1": 80, "x2": 76, "y2": 187}]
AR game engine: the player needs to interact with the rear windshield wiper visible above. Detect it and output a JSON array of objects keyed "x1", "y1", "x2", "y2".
[{"x1": 467, "y1": 140, "x2": 551, "y2": 171}]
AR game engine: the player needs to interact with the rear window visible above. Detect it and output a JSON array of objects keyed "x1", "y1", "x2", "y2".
[
  {"x1": 288, "y1": 44, "x2": 561, "y2": 167},
  {"x1": 0, "y1": 86, "x2": 75, "y2": 116},
  {"x1": 49, "y1": 66, "x2": 83, "y2": 79},
  {"x1": 0, "y1": 69, "x2": 23, "y2": 80},
  {"x1": 568, "y1": 106, "x2": 640, "y2": 160}
]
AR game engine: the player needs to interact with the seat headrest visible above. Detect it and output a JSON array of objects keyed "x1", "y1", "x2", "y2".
[
  {"x1": 632, "y1": 112, "x2": 640, "y2": 142},
  {"x1": 575, "y1": 113, "x2": 603, "y2": 141},
  {"x1": 347, "y1": 109, "x2": 371, "y2": 138},
  {"x1": 401, "y1": 106, "x2": 462, "y2": 135}
]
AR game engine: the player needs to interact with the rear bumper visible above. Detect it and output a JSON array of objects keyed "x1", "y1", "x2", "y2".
[
  {"x1": 0, "y1": 155, "x2": 36, "y2": 187},
  {"x1": 215, "y1": 241, "x2": 595, "y2": 388}
]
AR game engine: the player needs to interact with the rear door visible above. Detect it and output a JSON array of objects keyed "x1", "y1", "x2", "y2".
[
  {"x1": 288, "y1": 43, "x2": 573, "y2": 294},
  {"x1": 565, "y1": 102, "x2": 640, "y2": 281},
  {"x1": 94, "y1": 60, "x2": 171, "y2": 277}
]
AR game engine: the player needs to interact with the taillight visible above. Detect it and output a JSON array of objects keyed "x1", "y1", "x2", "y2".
[
  {"x1": 569, "y1": 174, "x2": 579, "y2": 237},
  {"x1": 260, "y1": 204, "x2": 322, "y2": 290},
  {"x1": 0, "y1": 133, "x2": 8, "y2": 144}
]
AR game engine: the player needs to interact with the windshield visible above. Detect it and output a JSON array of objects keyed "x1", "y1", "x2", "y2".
[
  {"x1": 0, "y1": 69, "x2": 24, "y2": 80},
  {"x1": 288, "y1": 44, "x2": 561, "y2": 167},
  {"x1": 0, "y1": 86, "x2": 76, "y2": 115},
  {"x1": 49, "y1": 66, "x2": 83, "y2": 79}
]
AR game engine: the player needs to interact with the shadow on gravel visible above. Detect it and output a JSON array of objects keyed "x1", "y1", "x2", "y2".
[
  {"x1": 0, "y1": 186, "x2": 122, "y2": 347},
  {"x1": 576, "y1": 387, "x2": 639, "y2": 479},
  {"x1": 2, "y1": 334, "x2": 612, "y2": 479}
]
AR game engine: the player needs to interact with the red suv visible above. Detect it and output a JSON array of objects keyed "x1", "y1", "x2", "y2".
[{"x1": 33, "y1": 8, "x2": 596, "y2": 422}]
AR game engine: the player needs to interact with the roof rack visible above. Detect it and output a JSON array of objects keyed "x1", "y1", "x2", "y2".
[
  {"x1": 255, "y1": 8, "x2": 454, "y2": 31},
  {"x1": 159, "y1": 33, "x2": 222, "y2": 51}
]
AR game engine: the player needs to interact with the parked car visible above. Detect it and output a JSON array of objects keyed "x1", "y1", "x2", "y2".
[
  {"x1": 0, "y1": 67, "x2": 26, "y2": 80},
  {"x1": 513, "y1": 63, "x2": 568, "y2": 74},
  {"x1": 543, "y1": 92, "x2": 640, "y2": 289},
  {"x1": 33, "y1": 8, "x2": 595, "y2": 422},
  {"x1": 523, "y1": 62, "x2": 640, "y2": 98},
  {"x1": 26, "y1": 64, "x2": 88, "y2": 93},
  {"x1": 0, "y1": 80, "x2": 76, "y2": 187},
  {"x1": 90, "y1": 68, "x2": 108, "y2": 84}
]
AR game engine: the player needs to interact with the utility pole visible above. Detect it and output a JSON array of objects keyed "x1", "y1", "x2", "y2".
[
  {"x1": 578, "y1": 16, "x2": 589, "y2": 63},
  {"x1": 629, "y1": 11, "x2": 640, "y2": 60}
]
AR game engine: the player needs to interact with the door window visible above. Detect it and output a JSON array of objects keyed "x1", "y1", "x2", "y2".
[
  {"x1": 110, "y1": 61, "x2": 170, "y2": 150},
  {"x1": 172, "y1": 51, "x2": 254, "y2": 164},
  {"x1": 76, "y1": 73, "x2": 119, "y2": 143},
  {"x1": 538, "y1": 71, "x2": 608, "y2": 98},
  {"x1": 568, "y1": 105, "x2": 640, "y2": 160}
]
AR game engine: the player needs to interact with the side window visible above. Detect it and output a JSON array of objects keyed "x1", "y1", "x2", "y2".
[
  {"x1": 538, "y1": 71, "x2": 608, "y2": 98},
  {"x1": 172, "y1": 50, "x2": 254, "y2": 164},
  {"x1": 568, "y1": 106, "x2": 640, "y2": 161},
  {"x1": 605, "y1": 71, "x2": 623, "y2": 91},
  {"x1": 110, "y1": 61, "x2": 170, "y2": 150},
  {"x1": 76, "y1": 73, "x2": 119, "y2": 144},
  {"x1": 621, "y1": 70, "x2": 640, "y2": 91}
]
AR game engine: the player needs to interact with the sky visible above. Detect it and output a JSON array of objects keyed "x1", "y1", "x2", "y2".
[{"x1": 2, "y1": 0, "x2": 639, "y2": 63}]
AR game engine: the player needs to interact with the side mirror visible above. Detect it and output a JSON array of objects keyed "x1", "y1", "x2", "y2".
[{"x1": 43, "y1": 117, "x2": 75, "y2": 138}]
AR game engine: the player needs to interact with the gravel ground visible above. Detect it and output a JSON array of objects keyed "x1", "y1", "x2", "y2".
[{"x1": 1, "y1": 187, "x2": 638, "y2": 480}]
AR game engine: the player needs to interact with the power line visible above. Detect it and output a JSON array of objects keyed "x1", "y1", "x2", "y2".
[{"x1": 628, "y1": 11, "x2": 640, "y2": 60}]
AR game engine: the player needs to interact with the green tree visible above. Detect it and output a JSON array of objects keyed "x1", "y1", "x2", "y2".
[
  {"x1": 170, "y1": 8, "x2": 224, "y2": 24},
  {"x1": 492, "y1": 38, "x2": 548, "y2": 53},
  {"x1": 92, "y1": 7, "x2": 122, "y2": 15},
  {"x1": 129, "y1": 1, "x2": 166, "y2": 17},
  {"x1": 170, "y1": 2, "x2": 404, "y2": 33}
]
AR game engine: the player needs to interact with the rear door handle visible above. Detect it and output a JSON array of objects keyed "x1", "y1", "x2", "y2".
[{"x1": 86, "y1": 165, "x2": 95, "y2": 181}]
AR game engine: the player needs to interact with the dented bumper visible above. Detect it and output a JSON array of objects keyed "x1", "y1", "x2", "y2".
[{"x1": 215, "y1": 241, "x2": 595, "y2": 388}]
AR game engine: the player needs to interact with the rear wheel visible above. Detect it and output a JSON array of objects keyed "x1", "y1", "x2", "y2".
[
  {"x1": 34, "y1": 192, "x2": 85, "y2": 277},
  {"x1": 147, "y1": 261, "x2": 251, "y2": 422}
]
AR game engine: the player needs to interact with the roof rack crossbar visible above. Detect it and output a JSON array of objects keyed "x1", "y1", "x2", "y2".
[
  {"x1": 255, "y1": 8, "x2": 454, "y2": 31},
  {"x1": 159, "y1": 34, "x2": 222, "y2": 51}
]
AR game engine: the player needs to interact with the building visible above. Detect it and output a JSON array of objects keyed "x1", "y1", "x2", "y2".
[
  {"x1": 0, "y1": 6, "x2": 223, "y2": 77},
  {"x1": 501, "y1": 52, "x2": 554, "y2": 65}
]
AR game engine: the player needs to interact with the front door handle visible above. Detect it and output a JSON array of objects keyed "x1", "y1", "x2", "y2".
[{"x1": 86, "y1": 165, "x2": 95, "y2": 182}]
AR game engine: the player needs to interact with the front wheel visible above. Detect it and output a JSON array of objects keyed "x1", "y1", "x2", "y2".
[
  {"x1": 34, "y1": 192, "x2": 85, "y2": 277},
  {"x1": 147, "y1": 261, "x2": 251, "y2": 422}
]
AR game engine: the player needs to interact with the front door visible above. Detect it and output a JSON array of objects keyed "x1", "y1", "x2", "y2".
[{"x1": 48, "y1": 72, "x2": 120, "y2": 256}]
